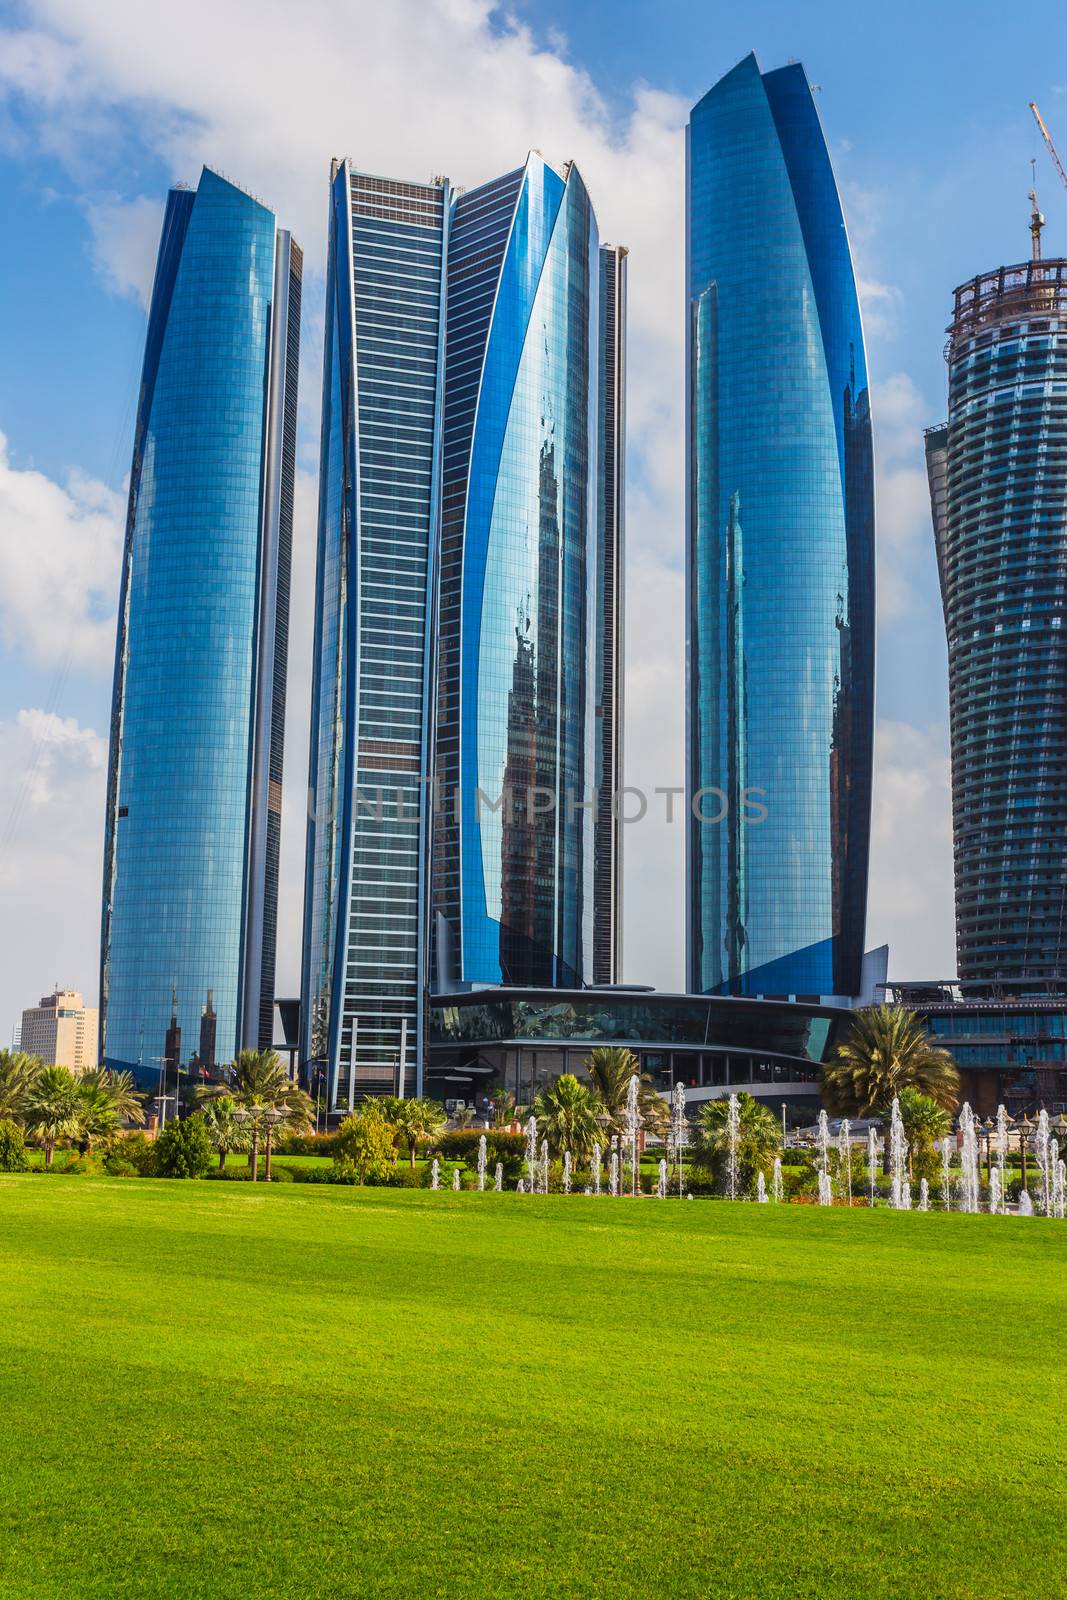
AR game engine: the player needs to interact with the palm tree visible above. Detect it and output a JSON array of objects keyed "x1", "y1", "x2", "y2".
[
  {"x1": 583, "y1": 1047, "x2": 668, "y2": 1141},
  {"x1": 24, "y1": 1065, "x2": 82, "y2": 1168},
  {"x1": 0, "y1": 1050, "x2": 42, "y2": 1123},
  {"x1": 75, "y1": 1079, "x2": 120, "y2": 1153},
  {"x1": 897, "y1": 1087, "x2": 952, "y2": 1180},
  {"x1": 822, "y1": 1005, "x2": 960, "y2": 1118},
  {"x1": 532, "y1": 1073, "x2": 603, "y2": 1160},
  {"x1": 198, "y1": 1049, "x2": 312, "y2": 1179},
  {"x1": 199, "y1": 1096, "x2": 251, "y2": 1171},
  {"x1": 694, "y1": 1092, "x2": 781, "y2": 1195},
  {"x1": 389, "y1": 1098, "x2": 446, "y2": 1169},
  {"x1": 78, "y1": 1068, "x2": 146, "y2": 1132},
  {"x1": 490, "y1": 1088, "x2": 519, "y2": 1128}
]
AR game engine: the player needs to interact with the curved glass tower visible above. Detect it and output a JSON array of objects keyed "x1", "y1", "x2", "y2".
[
  {"x1": 433, "y1": 154, "x2": 599, "y2": 992},
  {"x1": 686, "y1": 54, "x2": 875, "y2": 1000},
  {"x1": 304, "y1": 153, "x2": 621, "y2": 1107},
  {"x1": 928, "y1": 258, "x2": 1067, "y2": 989},
  {"x1": 100, "y1": 168, "x2": 301, "y2": 1080}
]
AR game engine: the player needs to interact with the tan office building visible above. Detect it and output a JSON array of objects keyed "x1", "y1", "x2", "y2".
[{"x1": 20, "y1": 989, "x2": 98, "y2": 1072}]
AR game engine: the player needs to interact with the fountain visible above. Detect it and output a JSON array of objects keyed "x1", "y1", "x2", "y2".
[
  {"x1": 477, "y1": 1134, "x2": 487, "y2": 1192},
  {"x1": 989, "y1": 1166, "x2": 1001, "y2": 1215},
  {"x1": 756, "y1": 1171, "x2": 768, "y2": 1203},
  {"x1": 1017, "y1": 1190, "x2": 1033, "y2": 1216},
  {"x1": 563, "y1": 1150, "x2": 572, "y2": 1195},
  {"x1": 592, "y1": 1143, "x2": 602, "y2": 1196},
  {"x1": 625, "y1": 1075, "x2": 641, "y2": 1197},
  {"x1": 1034, "y1": 1110, "x2": 1052, "y2": 1216},
  {"x1": 940, "y1": 1135, "x2": 954, "y2": 1211},
  {"x1": 888, "y1": 1098, "x2": 908, "y2": 1209},
  {"x1": 867, "y1": 1126, "x2": 878, "y2": 1207},
  {"x1": 516, "y1": 1178, "x2": 525, "y2": 1194},
  {"x1": 958, "y1": 1103, "x2": 980, "y2": 1214},
  {"x1": 772, "y1": 1156, "x2": 783, "y2": 1203},
  {"x1": 817, "y1": 1109, "x2": 833, "y2": 1205},
  {"x1": 524, "y1": 1116, "x2": 538, "y2": 1193},
  {"x1": 452, "y1": 1167, "x2": 461, "y2": 1191},
  {"x1": 609, "y1": 1146, "x2": 619, "y2": 1198},
  {"x1": 430, "y1": 1157, "x2": 440, "y2": 1191},
  {"x1": 996, "y1": 1104, "x2": 1008, "y2": 1200},
  {"x1": 494, "y1": 1162, "x2": 503, "y2": 1193},
  {"x1": 724, "y1": 1093, "x2": 740, "y2": 1200},
  {"x1": 918, "y1": 1178, "x2": 930, "y2": 1211},
  {"x1": 671, "y1": 1081, "x2": 688, "y2": 1198},
  {"x1": 837, "y1": 1119, "x2": 852, "y2": 1205},
  {"x1": 817, "y1": 1167, "x2": 833, "y2": 1206},
  {"x1": 1054, "y1": 1152, "x2": 1066, "y2": 1221},
  {"x1": 657, "y1": 1158, "x2": 667, "y2": 1198},
  {"x1": 539, "y1": 1138, "x2": 549, "y2": 1195}
]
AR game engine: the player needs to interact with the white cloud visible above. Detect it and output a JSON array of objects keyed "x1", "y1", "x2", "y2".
[
  {"x1": 0, "y1": 431, "x2": 123, "y2": 670},
  {"x1": 866, "y1": 719, "x2": 955, "y2": 978},
  {"x1": 84, "y1": 194, "x2": 161, "y2": 308},
  {"x1": 0, "y1": 708, "x2": 106, "y2": 1034},
  {"x1": 872, "y1": 371, "x2": 938, "y2": 620}
]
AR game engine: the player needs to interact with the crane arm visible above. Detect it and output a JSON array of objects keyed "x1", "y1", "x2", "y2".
[{"x1": 1030, "y1": 101, "x2": 1067, "y2": 193}]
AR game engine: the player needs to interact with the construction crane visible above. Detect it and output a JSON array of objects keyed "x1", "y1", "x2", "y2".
[{"x1": 1030, "y1": 101, "x2": 1067, "y2": 195}]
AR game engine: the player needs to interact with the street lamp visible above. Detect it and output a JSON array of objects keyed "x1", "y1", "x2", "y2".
[
  {"x1": 1017, "y1": 1114, "x2": 1035, "y2": 1191},
  {"x1": 232, "y1": 1103, "x2": 286, "y2": 1181}
]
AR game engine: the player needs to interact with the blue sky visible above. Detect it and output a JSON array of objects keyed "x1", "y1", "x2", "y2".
[{"x1": 1, "y1": 0, "x2": 1065, "y2": 1042}]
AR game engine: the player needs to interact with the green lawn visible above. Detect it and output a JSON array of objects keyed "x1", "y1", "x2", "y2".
[{"x1": 1, "y1": 1181, "x2": 1064, "y2": 1599}]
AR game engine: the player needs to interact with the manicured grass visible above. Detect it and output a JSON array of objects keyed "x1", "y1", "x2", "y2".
[{"x1": 0, "y1": 1181, "x2": 1064, "y2": 1599}]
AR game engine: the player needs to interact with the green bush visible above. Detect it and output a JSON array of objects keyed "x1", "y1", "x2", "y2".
[
  {"x1": 154, "y1": 1115, "x2": 214, "y2": 1179},
  {"x1": 112, "y1": 1131, "x2": 157, "y2": 1176},
  {"x1": 290, "y1": 1164, "x2": 358, "y2": 1185},
  {"x1": 365, "y1": 1165, "x2": 423, "y2": 1188},
  {"x1": 103, "y1": 1157, "x2": 139, "y2": 1178},
  {"x1": 0, "y1": 1119, "x2": 29, "y2": 1173},
  {"x1": 274, "y1": 1130, "x2": 339, "y2": 1158}
]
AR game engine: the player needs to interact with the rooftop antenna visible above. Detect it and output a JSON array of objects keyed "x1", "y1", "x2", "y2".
[{"x1": 1030, "y1": 160, "x2": 1045, "y2": 261}]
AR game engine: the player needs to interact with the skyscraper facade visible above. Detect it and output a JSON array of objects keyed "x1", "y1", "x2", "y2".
[
  {"x1": 302, "y1": 164, "x2": 448, "y2": 1102},
  {"x1": 686, "y1": 54, "x2": 875, "y2": 1001},
  {"x1": 928, "y1": 256, "x2": 1067, "y2": 990},
  {"x1": 100, "y1": 167, "x2": 301, "y2": 1077},
  {"x1": 303, "y1": 153, "x2": 623, "y2": 1107}
]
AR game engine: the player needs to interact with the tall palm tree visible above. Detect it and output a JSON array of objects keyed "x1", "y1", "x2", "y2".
[
  {"x1": 24, "y1": 1066, "x2": 82, "y2": 1168},
  {"x1": 0, "y1": 1050, "x2": 43, "y2": 1123},
  {"x1": 532, "y1": 1073, "x2": 603, "y2": 1160},
  {"x1": 822, "y1": 1005, "x2": 960, "y2": 1117},
  {"x1": 198, "y1": 1049, "x2": 312, "y2": 1178},
  {"x1": 583, "y1": 1047, "x2": 668, "y2": 1141},
  {"x1": 694, "y1": 1092, "x2": 781, "y2": 1195},
  {"x1": 389, "y1": 1098, "x2": 446, "y2": 1169}
]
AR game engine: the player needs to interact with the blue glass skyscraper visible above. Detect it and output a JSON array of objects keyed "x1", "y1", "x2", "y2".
[
  {"x1": 303, "y1": 154, "x2": 623, "y2": 1107},
  {"x1": 686, "y1": 54, "x2": 875, "y2": 1000},
  {"x1": 100, "y1": 168, "x2": 301, "y2": 1080}
]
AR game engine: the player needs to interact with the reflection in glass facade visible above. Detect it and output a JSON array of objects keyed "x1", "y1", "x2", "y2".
[
  {"x1": 100, "y1": 169, "x2": 301, "y2": 1076},
  {"x1": 434, "y1": 154, "x2": 602, "y2": 993},
  {"x1": 928, "y1": 260, "x2": 1067, "y2": 990},
  {"x1": 686, "y1": 55, "x2": 875, "y2": 1002},
  {"x1": 302, "y1": 166, "x2": 448, "y2": 1107},
  {"x1": 305, "y1": 154, "x2": 623, "y2": 1104}
]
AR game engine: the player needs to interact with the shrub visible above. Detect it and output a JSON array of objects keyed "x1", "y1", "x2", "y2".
[
  {"x1": 154, "y1": 1114, "x2": 214, "y2": 1179},
  {"x1": 112, "y1": 1131, "x2": 157, "y2": 1176},
  {"x1": 274, "y1": 1130, "x2": 339, "y2": 1159},
  {"x1": 334, "y1": 1109, "x2": 397, "y2": 1183},
  {"x1": 291, "y1": 1163, "x2": 358, "y2": 1185},
  {"x1": 0, "y1": 1119, "x2": 29, "y2": 1172},
  {"x1": 103, "y1": 1157, "x2": 139, "y2": 1178}
]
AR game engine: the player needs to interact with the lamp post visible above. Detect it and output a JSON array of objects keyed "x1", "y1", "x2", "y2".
[
  {"x1": 1017, "y1": 1114, "x2": 1034, "y2": 1191},
  {"x1": 262, "y1": 1105, "x2": 286, "y2": 1182}
]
